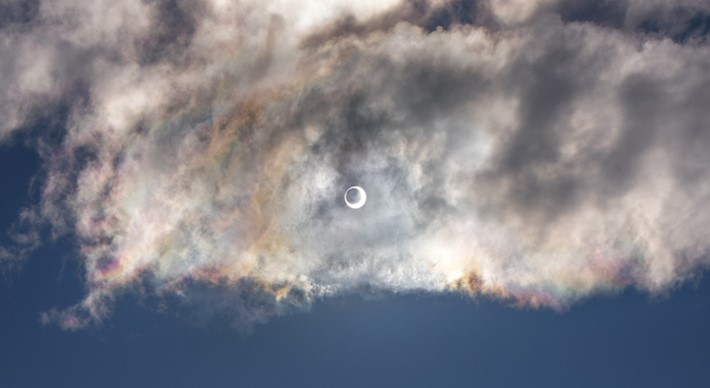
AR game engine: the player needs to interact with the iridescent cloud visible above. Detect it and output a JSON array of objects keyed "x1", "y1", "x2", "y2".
[{"x1": 1, "y1": 0, "x2": 710, "y2": 329}]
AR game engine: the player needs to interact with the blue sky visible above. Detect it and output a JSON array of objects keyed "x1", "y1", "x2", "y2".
[
  {"x1": 2, "y1": 230, "x2": 709, "y2": 387},
  {"x1": 2, "y1": 1, "x2": 710, "y2": 386}
]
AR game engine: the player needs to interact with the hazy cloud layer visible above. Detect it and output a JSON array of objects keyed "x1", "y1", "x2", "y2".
[{"x1": 2, "y1": 0, "x2": 710, "y2": 329}]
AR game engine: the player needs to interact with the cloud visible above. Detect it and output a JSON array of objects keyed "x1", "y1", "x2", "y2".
[{"x1": 1, "y1": 0, "x2": 710, "y2": 329}]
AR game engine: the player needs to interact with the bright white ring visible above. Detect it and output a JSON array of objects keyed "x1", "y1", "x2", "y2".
[{"x1": 344, "y1": 186, "x2": 367, "y2": 209}]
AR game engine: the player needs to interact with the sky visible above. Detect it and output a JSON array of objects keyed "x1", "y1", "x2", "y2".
[{"x1": 1, "y1": 0, "x2": 710, "y2": 386}]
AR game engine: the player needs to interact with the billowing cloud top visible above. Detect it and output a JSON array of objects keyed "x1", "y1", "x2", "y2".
[{"x1": 1, "y1": 0, "x2": 710, "y2": 330}]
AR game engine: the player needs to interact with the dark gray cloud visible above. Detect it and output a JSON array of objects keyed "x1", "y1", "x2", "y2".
[
  {"x1": 555, "y1": 0, "x2": 710, "y2": 42},
  {"x1": 135, "y1": 0, "x2": 202, "y2": 65},
  {"x1": 0, "y1": 0, "x2": 40, "y2": 30}
]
